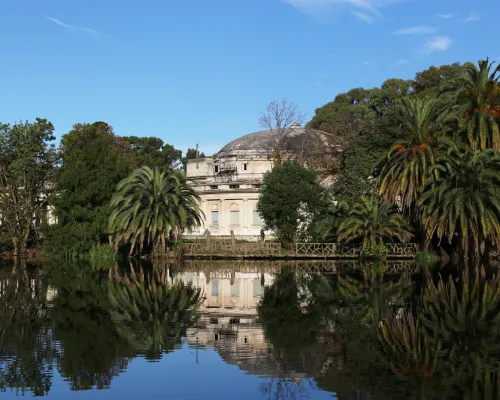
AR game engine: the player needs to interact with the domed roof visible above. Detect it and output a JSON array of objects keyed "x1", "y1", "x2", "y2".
[{"x1": 217, "y1": 125, "x2": 331, "y2": 155}]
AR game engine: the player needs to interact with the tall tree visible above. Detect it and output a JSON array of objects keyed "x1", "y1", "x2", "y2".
[
  {"x1": 419, "y1": 141, "x2": 500, "y2": 258},
  {"x1": 259, "y1": 99, "x2": 305, "y2": 165},
  {"x1": 257, "y1": 160, "x2": 329, "y2": 245},
  {"x1": 109, "y1": 166, "x2": 202, "y2": 256},
  {"x1": 376, "y1": 97, "x2": 444, "y2": 212},
  {"x1": 442, "y1": 59, "x2": 500, "y2": 151},
  {"x1": 45, "y1": 122, "x2": 133, "y2": 255},
  {"x1": 122, "y1": 136, "x2": 183, "y2": 169},
  {"x1": 0, "y1": 119, "x2": 58, "y2": 256}
]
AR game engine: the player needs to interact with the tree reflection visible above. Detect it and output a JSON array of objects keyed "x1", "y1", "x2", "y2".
[
  {"x1": 379, "y1": 264, "x2": 500, "y2": 399},
  {"x1": 108, "y1": 261, "x2": 202, "y2": 360},
  {"x1": 257, "y1": 267, "x2": 335, "y2": 399},
  {"x1": 0, "y1": 260, "x2": 56, "y2": 396},
  {"x1": 47, "y1": 261, "x2": 134, "y2": 391},
  {"x1": 337, "y1": 262, "x2": 413, "y2": 326}
]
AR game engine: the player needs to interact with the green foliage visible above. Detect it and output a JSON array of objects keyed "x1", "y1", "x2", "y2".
[
  {"x1": 109, "y1": 166, "x2": 202, "y2": 256},
  {"x1": 89, "y1": 244, "x2": 116, "y2": 270},
  {"x1": 442, "y1": 59, "x2": 500, "y2": 151},
  {"x1": 360, "y1": 242, "x2": 388, "y2": 259},
  {"x1": 337, "y1": 196, "x2": 413, "y2": 247},
  {"x1": 315, "y1": 201, "x2": 349, "y2": 242},
  {"x1": 376, "y1": 97, "x2": 445, "y2": 212},
  {"x1": 419, "y1": 141, "x2": 500, "y2": 258},
  {"x1": 123, "y1": 135, "x2": 183, "y2": 169},
  {"x1": 45, "y1": 122, "x2": 133, "y2": 256},
  {"x1": 0, "y1": 118, "x2": 58, "y2": 256},
  {"x1": 257, "y1": 160, "x2": 329, "y2": 245}
]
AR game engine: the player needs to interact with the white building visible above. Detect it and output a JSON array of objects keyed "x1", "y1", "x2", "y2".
[{"x1": 185, "y1": 124, "x2": 335, "y2": 240}]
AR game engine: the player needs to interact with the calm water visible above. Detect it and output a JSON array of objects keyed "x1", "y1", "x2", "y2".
[{"x1": 0, "y1": 259, "x2": 498, "y2": 399}]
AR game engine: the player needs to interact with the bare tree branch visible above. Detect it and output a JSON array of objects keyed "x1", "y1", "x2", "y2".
[{"x1": 259, "y1": 99, "x2": 305, "y2": 165}]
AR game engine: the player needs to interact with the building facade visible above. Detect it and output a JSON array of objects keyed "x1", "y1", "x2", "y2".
[{"x1": 185, "y1": 124, "x2": 335, "y2": 240}]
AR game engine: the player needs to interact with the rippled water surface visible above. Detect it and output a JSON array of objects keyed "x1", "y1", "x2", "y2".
[{"x1": 0, "y1": 259, "x2": 497, "y2": 399}]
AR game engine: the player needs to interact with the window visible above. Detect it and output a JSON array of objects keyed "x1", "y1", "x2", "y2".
[
  {"x1": 211, "y1": 210, "x2": 219, "y2": 225},
  {"x1": 229, "y1": 184, "x2": 240, "y2": 189},
  {"x1": 209, "y1": 185, "x2": 218, "y2": 190},
  {"x1": 253, "y1": 184, "x2": 261, "y2": 189},
  {"x1": 230, "y1": 210, "x2": 240, "y2": 225},
  {"x1": 241, "y1": 163, "x2": 248, "y2": 171},
  {"x1": 253, "y1": 279, "x2": 264, "y2": 297},
  {"x1": 253, "y1": 210, "x2": 262, "y2": 226},
  {"x1": 211, "y1": 280, "x2": 219, "y2": 296},
  {"x1": 230, "y1": 281, "x2": 240, "y2": 297},
  {"x1": 214, "y1": 165, "x2": 219, "y2": 173}
]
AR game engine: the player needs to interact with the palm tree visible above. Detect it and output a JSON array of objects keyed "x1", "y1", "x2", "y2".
[
  {"x1": 419, "y1": 141, "x2": 500, "y2": 258},
  {"x1": 315, "y1": 200, "x2": 349, "y2": 242},
  {"x1": 376, "y1": 97, "x2": 445, "y2": 212},
  {"x1": 442, "y1": 58, "x2": 500, "y2": 151},
  {"x1": 337, "y1": 196, "x2": 412, "y2": 248},
  {"x1": 109, "y1": 166, "x2": 203, "y2": 256}
]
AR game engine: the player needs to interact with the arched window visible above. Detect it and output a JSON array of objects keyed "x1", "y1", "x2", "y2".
[{"x1": 229, "y1": 203, "x2": 240, "y2": 226}]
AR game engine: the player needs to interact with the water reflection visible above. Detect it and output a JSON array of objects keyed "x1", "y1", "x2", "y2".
[
  {"x1": 109, "y1": 262, "x2": 202, "y2": 360},
  {"x1": 1, "y1": 259, "x2": 500, "y2": 398}
]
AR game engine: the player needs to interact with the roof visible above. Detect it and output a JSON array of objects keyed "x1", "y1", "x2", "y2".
[{"x1": 217, "y1": 127, "x2": 332, "y2": 155}]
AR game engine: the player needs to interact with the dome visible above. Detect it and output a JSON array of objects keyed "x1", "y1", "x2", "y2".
[{"x1": 217, "y1": 125, "x2": 332, "y2": 156}]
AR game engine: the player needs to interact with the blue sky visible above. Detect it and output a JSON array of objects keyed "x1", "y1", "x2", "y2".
[{"x1": 0, "y1": 0, "x2": 497, "y2": 155}]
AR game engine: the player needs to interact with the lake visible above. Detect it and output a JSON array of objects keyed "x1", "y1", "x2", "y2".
[{"x1": 0, "y1": 258, "x2": 497, "y2": 399}]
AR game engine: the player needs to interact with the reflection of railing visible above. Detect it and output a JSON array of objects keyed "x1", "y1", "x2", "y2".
[
  {"x1": 182, "y1": 242, "x2": 281, "y2": 257},
  {"x1": 295, "y1": 243, "x2": 417, "y2": 259}
]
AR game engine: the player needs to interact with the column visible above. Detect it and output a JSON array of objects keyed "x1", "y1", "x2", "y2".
[{"x1": 242, "y1": 198, "x2": 248, "y2": 228}]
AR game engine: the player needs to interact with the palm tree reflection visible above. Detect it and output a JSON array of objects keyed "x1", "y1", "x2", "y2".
[{"x1": 108, "y1": 262, "x2": 203, "y2": 360}]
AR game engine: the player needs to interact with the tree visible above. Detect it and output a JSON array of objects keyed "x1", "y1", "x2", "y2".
[
  {"x1": 337, "y1": 196, "x2": 412, "y2": 248},
  {"x1": 413, "y1": 62, "x2": 465, "y2": 98},
  {"x1": 122, "y1": 136, "x2": 183, "y2": 169},
  {"x1": 0, "y1": 119, "x2": 58, "y2": 256},
  {"x1": 259, "y1": 99, "x2": 305, "y2": 165},
  {"x1": 376, "y1": 97, "x2": 444, "y2": 212},
  {"x1": 315, "y1": 201, "x2": 349, "y2": 242},
  {"x1": 442, "y1": 59, "x2": 500, "y2": 151},
  {"x1": 419, "y1": 141, "x2": 500, "y2": 258},
  {"x1": 256, "y1": 160, "x2": 329, "y2": 246},
  {"x1": 109, "y1": 166, "x2": 202, "y2": 256},
  {"x1": 45, "y1": 122, "x2": 133, "y2": 255}
]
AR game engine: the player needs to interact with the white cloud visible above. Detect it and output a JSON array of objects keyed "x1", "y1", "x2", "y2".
[
  {"x1": 463, "y1": 12, "x2": 483, "y2": 22},
  {"x1": 280, "y1": 0, "x2": 395, "y2": 23},
  {"x1": 393, "y1": 25, "x2": 436, "y2": 35},
  {"x1": 436, "y1": 13, "x2": 456, "y2": 19},
  {"x1": 423, "y1": 36, "x2": 451, "y2": 54},
  {"x1": 393, "y1": 58, "x2": 408, "y2": 66},
  {"x1": 352, "y1": 11, "x2": 374, "y2": 23},
  {"x1": 46, "y1": 17, "x2": 99, "y2": 36}
]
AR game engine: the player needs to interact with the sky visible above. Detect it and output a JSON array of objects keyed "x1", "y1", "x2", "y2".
[{"x1": 0, "y1": 0, "x2": 497, "y2": 155}]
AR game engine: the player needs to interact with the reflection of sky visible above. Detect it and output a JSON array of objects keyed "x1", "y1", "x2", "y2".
[{"x1": 2, "y1": 343, "x2": 335, "y2": 399}]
